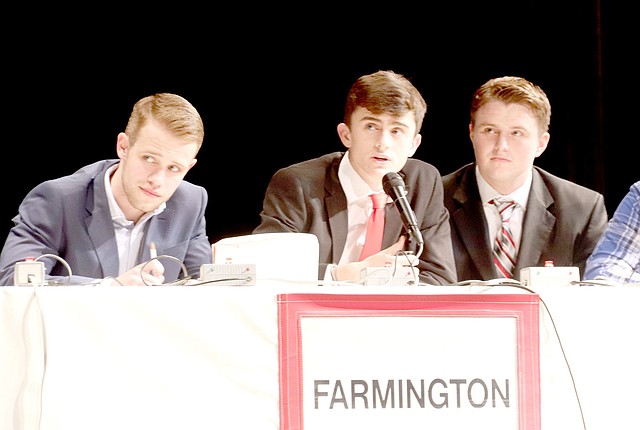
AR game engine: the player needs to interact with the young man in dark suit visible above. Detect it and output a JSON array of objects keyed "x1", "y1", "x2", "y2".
[
  {"x1": 254, "y1": 70, "x2": 456, "y2": 285},
  {"x1": 442, "y1": 76, "x2": 607, "y2": 282}
]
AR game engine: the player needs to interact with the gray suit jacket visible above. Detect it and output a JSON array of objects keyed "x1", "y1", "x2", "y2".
[
  {"x1": 253, "y1": 152, "x2": 457, "y2": 285},
  {"x1": 0, "y1": 160, "x2": 212, "y2": 285},
  {"x1": 442, "y1": 163, "x2": 608, "y2": 281}
]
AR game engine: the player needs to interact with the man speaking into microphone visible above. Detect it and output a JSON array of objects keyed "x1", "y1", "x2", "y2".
[{"x1": 253, "y1": 70, "x2": 456, "y2": 285}]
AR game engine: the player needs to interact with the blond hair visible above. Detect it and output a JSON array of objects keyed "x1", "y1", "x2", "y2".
[{"x1": 125, "y1": 93, "x2": 204, "y2": 150}]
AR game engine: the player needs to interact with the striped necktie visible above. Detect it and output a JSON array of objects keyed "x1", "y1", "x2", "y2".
[
  {"x1": 359, "y1": 193, "x2": 387, "y2": 261},
  {"x1": 491, "y1": 197, "x2": 518, "y2": 278}
]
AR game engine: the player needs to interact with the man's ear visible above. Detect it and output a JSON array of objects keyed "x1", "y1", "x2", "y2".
[
  {"x1": 116, "y1": 133, "x2": 129, "y2": 159},
  {"x1": 407, "y1": 134, "x2": 422, "y2": 157},
  {"x1": 337, "y1": 123, "x2": 352, "y2": 148},
  {"x1": 534, "y1": 132, "x2": 551, "y2": 158}
]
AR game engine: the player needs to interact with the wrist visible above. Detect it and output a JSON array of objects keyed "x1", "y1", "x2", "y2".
[{"x1": 335, "y1": 261, "x2": 366, "y2": 282}]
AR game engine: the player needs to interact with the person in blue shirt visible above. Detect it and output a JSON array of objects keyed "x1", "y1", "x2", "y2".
[{"x1": 584, "y1": 181, "x2": 640, "y2": 284}]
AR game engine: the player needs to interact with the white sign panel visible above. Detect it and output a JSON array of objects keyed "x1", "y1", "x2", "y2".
[{"x1": 278, "y1": 293, "x2": 540, "y2": 430}]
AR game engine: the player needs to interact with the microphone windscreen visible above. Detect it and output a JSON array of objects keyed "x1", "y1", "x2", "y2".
[{"x1": 383, "y1": 172, "x2": 405, "y2": 196}]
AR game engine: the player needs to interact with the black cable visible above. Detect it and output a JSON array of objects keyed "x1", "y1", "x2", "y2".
[
  {"x1": 483, "y1": 281, "x2": 588, "y2": 430},
  {"x1": 354, "y1": 250, "x2": 419, "y2": 286},
  {"x1": 394, "y1": 250, "x2": 420, "y2": 285},
  {"x1": 188, "y1": 276, "x2": 255, "y2": 286}
]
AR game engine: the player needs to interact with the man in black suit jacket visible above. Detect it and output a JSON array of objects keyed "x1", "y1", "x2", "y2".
[
  {"x1": 442, "y1": 76, "x2": 607, "y2": 282},
  {"x1": 254, "y1": 71, "x2": 456, "y2": 285}
]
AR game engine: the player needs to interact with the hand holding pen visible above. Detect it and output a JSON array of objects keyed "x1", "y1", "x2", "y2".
[{"x1": 145, "y1": 242, "x2": 165, "y2": 280}]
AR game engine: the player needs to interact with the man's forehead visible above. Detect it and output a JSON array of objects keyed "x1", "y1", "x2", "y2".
[{"x1": 352, "y1": 107, "x2": 414, "y2": 128}]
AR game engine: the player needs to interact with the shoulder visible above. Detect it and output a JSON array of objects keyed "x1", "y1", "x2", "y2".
[
  {"x1": 532, "y1": 167, "x2": 606, "y2": 217},
  {"x1": 611, "y1": 181, "x2": 640, "y2": 215},
  {"x1": 533, "y1": 167, "x2": 603, "y2": 199},
  {"x1": 170, "y1": 180, "x2": 208, "y2": 203},
  {"x1": 441, "y1": 163, "x2": 473, "y2": 183},
  {"x1": 70, "y1": 160, "x2": 118, "y2": 178},
  {"x1": 271, "y1": 152, "x2": 343, "y2": 181},
  {"x1": 163, "y1": 181, "x2": 208, "y2": 219},
  {"x1": 399, "y1": 159, "x2": 446, "y2": 197},
  {"x1": 402, "y1": 158, "x2": 442, "y2": 178},
  {"x1": 281, "y1": 152, "x2": 342, "y2": 171},
  {"x1": 29, "y1": 160, "x2": 116, "y2": 195},
  {"x1": 441, "y1": 163, "x2": 475, "y2": 198}
]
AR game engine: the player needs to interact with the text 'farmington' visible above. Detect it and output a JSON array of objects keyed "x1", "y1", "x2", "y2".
[{"x1": 314, "y1": 378, "x2": 510, "y2": 409}]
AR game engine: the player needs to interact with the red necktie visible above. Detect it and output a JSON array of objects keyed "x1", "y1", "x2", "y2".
[
  {"x1": 491, "y1": 197, "x2": 518, "y2": 278},
  {"x1": 359, "y1": 193, "x2": 387, "y2": 261}
]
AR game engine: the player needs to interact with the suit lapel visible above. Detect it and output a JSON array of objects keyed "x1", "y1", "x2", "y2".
[
  {"x1": 86, "y1": 165, "x2": 120, "y2": 277},
  {"x1": 382, "y1": 203, "x2": 404, "y2": 246},
  {"x1": 144, "y1": 208, "x2": 173, "y2": 260},
  {"x1": 515, "y1": 171, "x2": 555, "y2": 273},
  {"x1": 452, "y1": 168, "x2": 495, "y2": 280},
  {"x1": 325, "y1": 159, "x2": 348, "y2": 263},
  {"x1": 454, "y1": 205, "x2": 495, "y2": 280},
  {"x1": 382, "y1": 180, "x2": 411, "y2": 250}
]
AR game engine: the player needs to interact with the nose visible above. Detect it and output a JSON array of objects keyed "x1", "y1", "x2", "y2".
[
  {"x1": 376, "y1": 133, "x2": 393, "y2": 150},
  {"x1": 494, "y1": 134, "x2": 509, "y2": 151},
  {"x1": 147, "y1": 167, "x2": 164, "y2": 187}
]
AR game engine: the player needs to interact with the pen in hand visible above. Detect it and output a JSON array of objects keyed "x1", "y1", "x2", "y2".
[{"x1": 150, "y1": 242, "x2": 157, "y2": 259}]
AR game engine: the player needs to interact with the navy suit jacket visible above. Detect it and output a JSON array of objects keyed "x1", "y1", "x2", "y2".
[
  {"x1": 442, "y1": 163, "x2": 608, "y2": 281},
  {"x1": 0, "y1": 160, "x2": 212, "y2": 285},
  {"x1": 253, "y1": 152, "x2": 457, "y2": 285}
]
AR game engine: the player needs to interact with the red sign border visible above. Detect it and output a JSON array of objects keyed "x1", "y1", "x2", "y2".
[{"x1": 278, "y1": 293, "x2": 540, "y2": 430}]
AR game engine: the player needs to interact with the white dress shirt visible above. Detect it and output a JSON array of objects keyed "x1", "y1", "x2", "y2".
[
  {"x1": 323, "y1": 153, "x2": 389, "y2": 280},
  {"x1": 104, "y1": 164, "x2": 165, "y2": 274},
  {"x1": 337, "y1": 153, "x2": 389, "y2": 264},
  {"x1": 475, "y1": 165, "x2": 531, "y2": 252}
]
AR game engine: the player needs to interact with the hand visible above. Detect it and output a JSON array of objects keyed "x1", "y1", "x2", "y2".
[
  {"x1": 114, "y1": 260, "x2": 166, "y2": 286},
  {"x1": 363, "y1": 236, "x2": 407, "y2": 268},
  {"x1": 334, "y1": 236, "x2": 407, "y2": 282}
]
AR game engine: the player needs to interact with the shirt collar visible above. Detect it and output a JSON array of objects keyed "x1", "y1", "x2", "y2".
[
  {"x1": 476, "y1": 165, "x2": 532, "y2": 209},
  {"x1": 338, "y1": 151, "x2": 384, "y2": 205}
]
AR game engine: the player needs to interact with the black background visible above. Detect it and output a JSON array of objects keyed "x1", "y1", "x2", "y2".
[{"x1": 4, "y1": 2, "x2": 635, "y2": 244}]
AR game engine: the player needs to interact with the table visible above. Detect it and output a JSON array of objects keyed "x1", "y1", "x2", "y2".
[{"x1": 1, "y1": 283, "x2": 638, "y2": 429}]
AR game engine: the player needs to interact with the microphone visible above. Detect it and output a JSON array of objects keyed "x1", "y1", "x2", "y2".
[{"x1": 382, "y1": 172, "x2": 424, "y2": 247}]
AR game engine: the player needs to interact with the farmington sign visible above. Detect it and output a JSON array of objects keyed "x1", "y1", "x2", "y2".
[
  {"x1": 313, "y1": 377, "x2": 511, "y2": 409},
  {"x1": 278, "y1": 293, "x2": 540, "y2": 429}
]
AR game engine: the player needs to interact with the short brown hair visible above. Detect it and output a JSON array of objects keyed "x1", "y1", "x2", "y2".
[
  {"x1": 470, "y1": 76, "x2": 551, "y2": 133},
  {"x1": 344, "y1": 70, "x2": 427, "y2": 135}
]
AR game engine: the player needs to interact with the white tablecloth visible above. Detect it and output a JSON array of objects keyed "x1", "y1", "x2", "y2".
[{"x1": 1, "y1": 284, "x2": 638, "y2": 429}]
